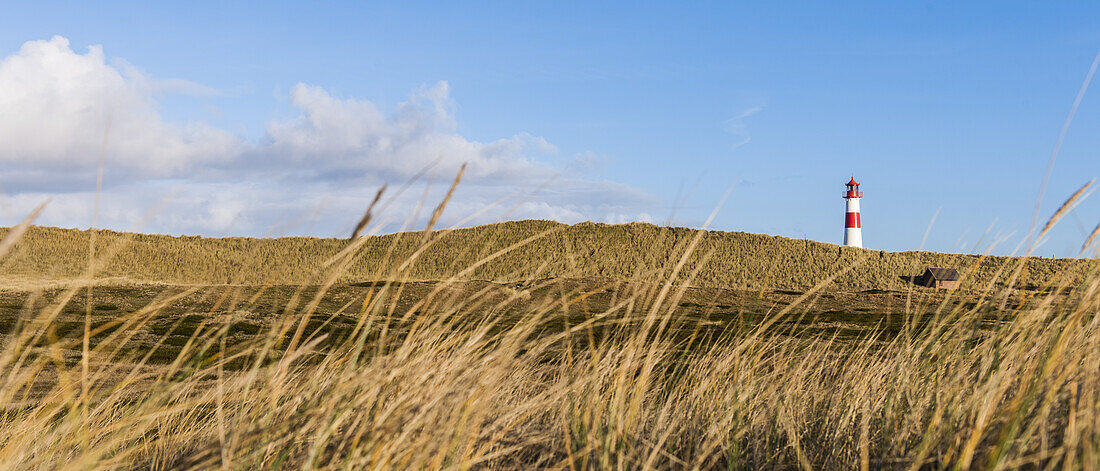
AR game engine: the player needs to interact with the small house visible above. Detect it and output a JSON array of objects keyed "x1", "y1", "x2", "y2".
[{"x1": 921, "y1": 268, "x2": 960, "y2": 289}]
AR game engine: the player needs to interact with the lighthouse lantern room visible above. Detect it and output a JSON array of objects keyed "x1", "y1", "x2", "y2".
[{"x1": 843, "y1": 177, "x2": 863, "y2": 248}]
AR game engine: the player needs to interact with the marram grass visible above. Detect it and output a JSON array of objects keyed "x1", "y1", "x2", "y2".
[
  {"x1": 0, "y1": 213, "x2": 1097, "y2": 469},
  {"x1": 0, "y1": 220, "x2": 1091, "y2": 291}
]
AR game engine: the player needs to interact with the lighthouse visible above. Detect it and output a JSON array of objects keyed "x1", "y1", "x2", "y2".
[{"x1": 843, "y1": 177, "x2": 863, "y2": 248}]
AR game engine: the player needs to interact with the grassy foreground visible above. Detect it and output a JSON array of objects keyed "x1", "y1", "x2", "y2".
[{"x1": 0, "y1": 207, "x2": 1097, "y2": 469}]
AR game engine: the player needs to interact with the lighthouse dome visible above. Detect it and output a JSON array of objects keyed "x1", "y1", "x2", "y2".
[{"x1": 846, "y1": 177, "x2": 859, "y2": 186}]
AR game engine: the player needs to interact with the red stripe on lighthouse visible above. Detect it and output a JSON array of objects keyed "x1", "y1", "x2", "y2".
[{"x1": 845, "y1": 212, "x2": 861, "y2": 228}]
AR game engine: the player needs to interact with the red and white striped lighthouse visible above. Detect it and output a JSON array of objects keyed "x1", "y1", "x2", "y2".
[{"x1": 843, "y1": 177, "x2": 863, "y2": 248}]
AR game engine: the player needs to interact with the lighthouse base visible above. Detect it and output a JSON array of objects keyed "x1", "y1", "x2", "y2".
[{"x1": 844, "y1": 228, "x2": 863, "y2": 248}]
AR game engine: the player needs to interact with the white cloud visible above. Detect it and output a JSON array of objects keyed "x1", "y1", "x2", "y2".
[
  {"x1": 0, "y1": 36, "x2": 241, "y2": 178},
  {"x1": 260, "y1": 82, "x2": 556, "y2": 182},
  {"x1": 0, "y1": 36, "x2": 656, "y2": 236},
  {"x1": 724, "y1": 104, "x2": 764, "y2": 150}
]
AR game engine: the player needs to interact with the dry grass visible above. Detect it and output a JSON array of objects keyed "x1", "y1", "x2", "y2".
[
  {"x1": 0, "y1": 200, "x2": 1097, "y2": 469},
  {"x1": 0, "y1": 220, "x2": 1091, "y2": 292}
]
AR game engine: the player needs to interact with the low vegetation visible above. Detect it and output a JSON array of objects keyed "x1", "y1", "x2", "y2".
[
  {"x1": 0, "y1": 220, "x2": 1091, "y2": 290},
  {"x1": 0, "y1": 200, "x2": 1097, "y2": 468}
]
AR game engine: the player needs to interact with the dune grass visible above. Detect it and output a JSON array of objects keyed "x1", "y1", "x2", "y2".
[
  {"x1": 0, "y1": 193, "x2": 1097, "y2": 469},
  {"x1": 0, "y1": 219, "x2": 1091, "y2": 292}
]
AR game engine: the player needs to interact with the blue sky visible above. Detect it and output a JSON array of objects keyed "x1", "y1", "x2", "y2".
[{"x1": 1, "y1": 1, "x2": 1099, "y2": 256}]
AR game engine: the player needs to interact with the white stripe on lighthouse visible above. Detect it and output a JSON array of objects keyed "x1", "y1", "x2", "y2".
[
  {"x1": 845, "y1": 197, "x2": 860, "y2": 214},
  {"x1": 844, "y1": 227, "x2": 862, "y2": 248}
]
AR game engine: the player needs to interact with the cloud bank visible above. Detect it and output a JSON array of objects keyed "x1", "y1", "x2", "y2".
[
  {"x1": 0, "y1": 37, "x2": 240, "y2": 182},
  {"x1": 0, "y1": 36, "x2": 654, "y2": 236}
]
